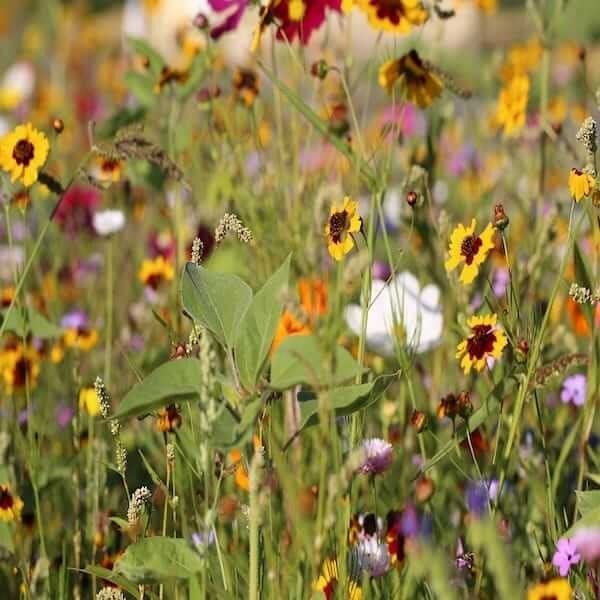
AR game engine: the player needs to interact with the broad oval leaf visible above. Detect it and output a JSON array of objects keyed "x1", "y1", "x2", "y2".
[
  {"x1": 1, "y1": 306, "x2": 62, "y2": 339},
  {"x1": 114, "y1": 358, "x2": 202, "y2": 420},
  {"x1": 114, "y1": 537, "x2": 203, "y2": 583},
  {"x1": 211, "y1": 395, "x2": 263, "y2": 450},
  {"x1": 182, "y1": 262, "x2": 252, "y2": 348},
  {"x1": 270, "y1": 335, "x2": 364, "y2": 390},
  {"x1": 235, "y1": 254, "x2": 291, "y2": 392}
]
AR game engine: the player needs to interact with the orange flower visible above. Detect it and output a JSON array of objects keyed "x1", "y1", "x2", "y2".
[
  {"x1": 271, "y1": 310, "x2": 311, "y2": 353},
  {"x1": 298, "y1": 278, "x2": 328, "y2": 321},
  {"x1": 567, "y1": 298, "x2": 590, "y2": 336},
  {"x1": 229, "y1": 449, "x2": 249, "y2": 492}
]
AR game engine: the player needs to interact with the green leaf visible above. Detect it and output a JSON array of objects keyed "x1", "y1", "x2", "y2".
[
  {"x1": 235, "y1": 254, "x2": 291, "y2": 392},
  {"x1": 114, "y1": 358, "x2": 202, "y2": 420},
  {"x1": 573, "y1": 242, "x2": 593, "y2": 328},
  {"x1": 1, "y1": 306, "x2": 61, "y2": 339},
  {"x1": 270, "y1": 335, "x2": 364, "y2": 390},
  {"x1": 182, "y1": 262, "x2": 253, "y2": 348},
  {"x1": 123, "y1": 71, "x2": 157, "y2": 107},
  {"x1": 126, "y1": 37, "x2": 166, "y2": 78},
  {"x1": 175, "y1": 53, "x2": 207, "y2": 101},
  {"x1": 83, "y1": 565, "x2": 160, "y2": 598},
  {"x1": 114, "y1": 537, "x2": 204, "y2": 583},
  {"x1": 211, "y1": 395, "x2": 263, "y2": 450},
  {"x1": 0, "y1": 522, "x2": 14, "y2": 553},
  {"x1": 576, "y1": 490, "x2": 600, "y2": 516}
]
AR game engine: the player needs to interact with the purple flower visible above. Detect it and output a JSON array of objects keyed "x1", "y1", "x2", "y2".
[
  {"x1": 560, "y1": 374, "x2": 586, "y2": 407},
  {"x1": 372, "y1": 260, "x2": 392, "y2": 281},
  {"x1": 56, "y1": 403, "x2": 75, "y2": 429},
  {"x1": 492, "y1": 268, "x2": 510, "y2": 298},
  {"x1": 465, "y1": 481, "x2": 491, "y2": 517},
  {"x1": 571, "y1": 528, "x2": 600, "y2": 563},
  {"x1": 192, "y1": 529, "x2": 216, "y2": 548},
  {"x1": 552, "y1": 538, "x2": 581, "y2": 576},
  {"x1": 60, "y1": 310, "x2": 89, "y2": 330},
  {"x1": 208, "y1": 0, "x2": 248, "y2": 39},
  {"x1": 358, "y1": 438, "x2": 393, "y2": 475}
]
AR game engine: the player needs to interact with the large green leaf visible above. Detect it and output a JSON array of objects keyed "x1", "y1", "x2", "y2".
[
  {"x1": 1, "y1": 306, "x2": 61, "y2": 339},
  {"x1": 123, "y1": 71, "x2": 157, "y2": 107},
  {"x1": 235, "y1": 255, "x2": 291, "y2": 392},
  {"x1": 270, "y1": 335, "x2": 364, "y2": 390},
  {"x1": 114, "y1": 358, "x2": 202, "y2": 420},
  {"x1": 211, "y1": 395, "x2": 263, "y2": 450},
  {"x1": 126, "y1": 37, "x2": 166, "y2": 78},
  {"x1": 114, "y1": 537, "x2": 204, "y2": 583},
  {"x1": 82, "y1": 565, "x2": 159, "y2": 599},
  {"x1": 182, "y1": 262, "x2": 253, "y2": 349}
]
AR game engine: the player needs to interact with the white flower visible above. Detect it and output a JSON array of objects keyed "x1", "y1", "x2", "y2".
[
  {"x1": 93, "y1": 210, "x2": 126, "y2": 236},
  {"x1": 353, "y1": 536, "x2": 390, "y2": 577},
  {"x1": 0, "y1": 62, "x2": 35, "y2": 110},
  {"x1": 345, "y1": 271, "x2": 443, "y2": 356}
]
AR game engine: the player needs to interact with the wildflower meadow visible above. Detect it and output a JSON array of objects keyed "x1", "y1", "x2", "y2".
[{"x1": 1, "y1": 0, "x2": 600, "y2": 598}]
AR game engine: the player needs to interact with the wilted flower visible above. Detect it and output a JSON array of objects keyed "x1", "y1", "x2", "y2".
[
  {"x1": 568, "y1": 168, "x2": 595, "y2": 202},
  {"x1": 445, "y1": 219, "x2": 495, "y2": 285},
  {"x1": 358, "y1": 438, "x2": 393, "y2": 475},
  {"x1": 0, "y1": 123, "x2": 49, "y2": 187},
  {"x1": 560, "y1": 373, "x2": 586, "y2": 407},
  {"x1": 93, "y1": 210, "x2": 126, "y2": 236},
  {"x1": 552, "y1": 538, "x2": 581, "y2": 576},
  {"x1": 456, "y1": 314, "x2": 508, "y2": 374},
  {"x1": 325, "y1": 196, "x2": 362, "y2": 261}
]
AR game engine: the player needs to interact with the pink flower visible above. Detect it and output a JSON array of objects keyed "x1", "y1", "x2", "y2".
[
  {"x1": 358, "y1": 438, "x2": 393, "y2": 475},
  {"x1": 552, "y1": 538, "x2": 580, "y2": 576},
  {"x1": 273, "y1": 0, "x2": 342, "y2": 45},
  {"x1": 54, "y1": 185, "x2": 101, "y2": 235},
  {"x1": 208, "y1": 0, "x2": 248, "y2": 39},
  {"x1": 572, "y1": 528, "x2": 600, "y2": 563}
]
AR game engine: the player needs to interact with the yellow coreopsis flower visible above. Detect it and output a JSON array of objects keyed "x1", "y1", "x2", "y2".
[
  {"x1": 352, "y1": 0, "x2": 428, "y2": 34},
  {"x1": 64, "y1": 327, "x2": 99, "y2": 352},
  {"x1": 0, "y1": 123, "x2": 49, "y2": 187},
  {"x1": 495, "y1": 75, "x2": 529, "y2": 138},
  {"x1": 138, "y1": 256, "x2": 175, "y2": 289},
  {"x1": 527, "y1": 578, "x2": 572, "y2": 600},
  {"x1": 0, "y1": 483, "x2": 23, "y2": 522},
  {"x1": 0, "y1": 342, "x2": 41, "y2": 392},
  {"x1": 378, "y1": 50, "x2": 443, "y2": 108},
  {"x1": 445, "y1": 219, "x2": 495, "y2": 285},
  {"x1": 325, "y1": 196, "x2": 362, "y2": 261},
  {"x1": 456, "y1": 314, "x2": 507, "y2": 374},
  {"x1": 568, "y1": 168, "x2": 595, "y2": 202},
  {"x1": 79, "y1": 387, "x2": 101, "y2": 417}
]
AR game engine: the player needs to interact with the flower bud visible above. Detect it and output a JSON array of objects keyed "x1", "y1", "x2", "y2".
[
  {"x1": 410, "y1": 409, "x2": 428, "y2": 433},
  {"x1": 311, "y1": 59, "x2": 329, "y2": 80},
  {"x1": 193, "y1": 13, "x2": 209, "y2": 29},
  {"x1": 493, "y1": 203, "x2": 509, "y2": 230},
  {"x1": 515, "y1": 338, "x2": 529, "y2": 363},
  {"x1": 52, "y1": 118, "x2": 64, "y2": 134},
  {"x1": 415, "y1": 476, "x2": 435, "y2": 503},
  {"x1": 457, "y1": 391, "x2": 473, "y2": 419},
  {"x1": 406, "y1": 191, "x2": 418, "y2": 207}
]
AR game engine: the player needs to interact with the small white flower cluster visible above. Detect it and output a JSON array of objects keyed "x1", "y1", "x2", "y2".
[
  {"x1": 127, "y1": 486, "x2": 152, "y2": 525},
  {"x1": 214, "y1": 213, "x2": 253, "y2": 244},
  {"x1": 576, "y1": 116, "x2": 598, "y2": 156},
  {"x1": 96, "y1": 587, "x2": 126, "y2": 600},
  {"x1": 191, "y1": 236, "x2": 204, "y2": 264},
  {"x1": 166, "y1": 442, "x2": 176, "y2": 463},
  {"x1": 94, "y1": 376, "x2": 111, "y2": 418},
  {"x1": 95, "y1": 376, "x2": 127, "y2": 476},
  {"x1": 569, "y1": 282, "x2": 599, "y2": 305}
]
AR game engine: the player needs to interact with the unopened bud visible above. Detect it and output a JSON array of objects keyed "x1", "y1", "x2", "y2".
[
  {"x1": 493, "y1": 203, "x2": 509, "y2": 230},
  {"x1": 406, "y1": 191, "x2": 418, "y2": 207},
  {"x1": 415, "y1": 476, "x2": 435, "y2": 503},
  {"x1": 193, "y1": 13, "x2": 209, "y2": 29},
  {"x1": 457, "y1": 391, "x2": 473, "y2": 420},
  {"x1": 516, "y1": 338, "x2": 529, "y2": 363},
  {"x1": 52, "y1": 118, "x2": 64, "y2": 134},
  {"x1": 311, "y1": 59, "x2": 329, "y2": 80},
  {"x1": 410, "y1": 410, "x2": 428, "y2": 433}
]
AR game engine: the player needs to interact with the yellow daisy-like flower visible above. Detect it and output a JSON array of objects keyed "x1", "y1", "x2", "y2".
[
  {"x1": 325, "y1": 196, "x2": 362, "y2": 261},
  {"x1": 0, "y1": 483, "x2": 24, "y2": 522},
  {"x1": 456, "y1": 314, "x2": 508, "y2": 374},
  {"x1": 352, "y1": 0, "x2": 428, "y2": 33},
  {"x1": 495, "y1": 74, "x2": 529, "y2": 138},
  {"x1": 527, "y1": 578, "x2": 572, "y2": 600},
  {"x1": 91, "y1": 155, "x2": 123, "y2": 185},
  {"x1": 445, "y1": 219, "x2": 495, "y2": 285},
  {"x1": 64, "y1": 327, "x2": 99, "y2": 352},
  {"x1": 378, "y1": 50, "x2": 443, "y2": 108},
  {"x1": 0, "y1": 342, "x2": 41, "y2": 392},
  {"x1": 568, "y1": 168, "x2": 595, "y2": 202},
  {"x1": 79, "y1": 387, "x2": 101, "y2": 417},
  {"x1": 138, "y1": 256, "x2": 175, "y2": 289},
  {"x1": 314, "y1": 558, "x2": 362, "y2": 600},
  {"x1": 0, "y1": 123, "x2": 49, "y2": 187}
]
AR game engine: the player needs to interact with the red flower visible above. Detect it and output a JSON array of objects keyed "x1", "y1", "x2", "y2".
[{"x1": 273, "y1": 0, "x2": 342, "y2": 45}]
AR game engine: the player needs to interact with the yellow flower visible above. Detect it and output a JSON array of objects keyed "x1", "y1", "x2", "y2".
[
  {"x1": 0, "y1": 483, "x2": 23, "y2": 522},
  {"x1": 0, "y1": 123, "x2": 49, "y2": 187},
  {"x1": 568, "y1": 168, "x2": 595, "y2": 202},
  {"x1": 0, "y1": 342, "x2": 40, "y2": 392},
  {"x1": 325, "y1": 196, "x2": 362, "y2": 261},
  {"x1": 138, "y1": 256, "x2": 175, "y2": 289},
  {"x1": 64, "y1": 327, "x2": 99, "y2": 352},
  {"x1": 445, "y1": 219, "x2": 495, "y2": 285},
  {"x1": 0, "y1": 286, "x2": 15, "y2": 309},
  {"x1": 495, "y1": 75, "x2": 529, "y2": 138},
  {"x1": 456, "y1": 314, "x2": 508, "y2": 374},
  {"x1": 500, "y1": 38, "x2": 543, "y2": 81},
  {"x1": 314, "y1": 558, "x2": 362, "y2": 600},
  {"x1": 289, "y1": 0, "x2": 306, "y2": 20},
  {"x1": 378, "y1": 50, "x2": 443, "y2": 108},
  {"x1": 233, "y1": 68, "x2": 259, "y2": 107},
  {"x1": 79, "y1": 387, "x2": 101, "y2": 417},
  {"x1": 90, "y1": 155, "x2": 123, "y2": 185},
  {"x1": 351, "y1": 0, "x2": 428, "y2": 33},
  {"x1": 527, "y1": 578, "x2": 572, "y2": 600}
]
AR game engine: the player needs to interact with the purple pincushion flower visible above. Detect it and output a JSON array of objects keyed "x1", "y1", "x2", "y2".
[
  {"x1": 552, "y1": 538, "x2": 581, "y2": 576},
  {"x1": 358, "y1": 438, "x2": 393, "y2": 475},
  {"x1": 560, "y1": 374, "x2": 586, "y2": 407}
]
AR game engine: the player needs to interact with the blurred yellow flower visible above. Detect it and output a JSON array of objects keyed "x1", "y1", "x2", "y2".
[
  {"x1": 64, "y1": 327, "x2": 99, "y2": 352},
  {"x1": 139, "y1": 256, "x2": 175, "y2": 289},
  {"x1": 527, "y1": 578, "x2": 572, "y2": 600},
  {"x1": 0, "y1": 342, "x2": 40, "y2": 392},
  {"x1": 568, "y1": 168, "x2": 595, "y2": 202},
  {"x1": 445, "y1": 219, "x2": 495, "y2": 285},
  {"x1": 79, "y1": 387, "x2": 101, "y2": 417},
  {"x1": 351, "y1": 0, "x2": 428, "y2": 34},
  {"x1": 495, "y1": 75, "x2": 529, "y2": 138},
  {"x1": 0, "y1": 483, "x2": 23, "y2": 522},
  {"x1": 456, "y1": 314, "x2": 507, "y2": 374},
  {"x1": 325, "y1": 196, "x2": 362, "y2": 261},
  {"x1": 0, "y1": 123, "x2": 49, "y2": 187}
]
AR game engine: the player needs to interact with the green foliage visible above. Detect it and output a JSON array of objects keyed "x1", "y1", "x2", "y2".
[{"x1": 0, "y1": 306, "x2": 61, "y2": 338}]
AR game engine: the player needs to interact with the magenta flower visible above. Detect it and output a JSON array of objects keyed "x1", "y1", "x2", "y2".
[
  {"x1": 208, "y1": 0, "x2": 248, "y2": 39},
  {"x1": 560, "y1": 374, "x2": 586, "y2": 407},
  {"x1": 358, "y1": 438, "x2": 393, "y2": 475},
  {"x1": 571, "y1": 528, "x2": 600, "y2": 563},
  {"x1": 273, "y1": 0, "x2": 342, "y2": 45},
  {"x1": 552, "y1": 538, "x2": 581, "y2": 576},
  {"x1": 54, "y1": 185, "x2": 101, "y2": 235}
]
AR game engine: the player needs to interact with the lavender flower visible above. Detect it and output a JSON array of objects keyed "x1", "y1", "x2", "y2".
[
  {"x1": 358, "y1": 438, "x2": 393, "y2": 475},
  {"x1": 560, "y1": 374, "x2": 586, "y2": 407},
  {"x1": 571, "y1": 528, "x2": 600, "y2": 563},
  {"x1": 552, "y1": 538, "x2": 581, "y2": 576}
]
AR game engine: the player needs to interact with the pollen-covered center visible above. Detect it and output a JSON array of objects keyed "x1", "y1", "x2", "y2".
[
  {"x1": 369, "y1": 0, "x2": 406, "y2": 24},
  {"x1": 0, "y1": 488, "x2": 14, "y2": 511},
  {"x1": 460, "y1": 234, "x2": 483, "y2": 265},
  {"x1": 329, "y1": 210, "x2": 349, "y2": 243},
  {"x1": 13, "y1": 139, "x2": 35, "y2": 167},
  {"x1": 466, "y1": 324, "x2": 496, "y2": 360}
]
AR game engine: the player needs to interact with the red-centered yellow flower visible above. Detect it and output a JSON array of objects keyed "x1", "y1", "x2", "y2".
[
  {"x1": 325, "y1": 196, "x2": 362, "y2": 261},
  {"x1": 138, "y1": 256, "x2": 175, "y2": 289},
  {"x1": 314, "y1": 558, "x2": 362, "y2": 600},
  {"x1": 527, "y1": 578, "x2": 572, "y2": 600},
  {"x1": 0, "y1": 123, "x2": 49, "y2": 187},
  {"x1": 0, "y1": 286, "x2": 15, "y2": 309},
  {"x1": 378, "y1": 50, "x2": 443, "y2": 108},
  {"x1": 350, "y1": 0, "x2": 428, "y2": 34},
  {"x1": 456, "y1": 314, "x2": 507, "y2": 374},
  {"x1": 495, "y1": 74, "x2": 529, "y2": 138},
  {"x1": 91, "y1": 155, "x2": 123, "y2": 185},
  {"x1": 568, "y1": 168, "x2": 595, "y2": 202},
  {"x1": 0, "y1": 341, "x2": 40, "y2": 392},
  {"x1": 445, "y1": 219, "x2": 495, "y2": 285},
  {"x1": 64, "y1": 327, "x2": 99, "y2": 352},
  {"x1": 233, "y1": 68, "x2": 259, "y2": 107},
  {"x1": 0, "y1": 483, "x2": 23, "y2": 522}
]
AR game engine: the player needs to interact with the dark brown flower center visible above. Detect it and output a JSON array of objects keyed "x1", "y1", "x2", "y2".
[
  {"x1": 13, "y1": 139, "x2": 35, "y2": 167},
  {"x1": 13, "y1": 356, "x2": 32, "y2": 388},
  {"x1": 145, "y1": 274, "x2": 163, "y2": 290},
  {"x1": 539, "y1": 596, "x2": 557, "y2": 600},
  {"x1": 466, "y1": 325, "x2": 496, "y2": 360},
  {"x1": 460, "y1": 234, "x2": 482, "y2": 265},
  {"x1": 329, "y1": 210, "x2": 348, "y2": 243},
  {"x1": 0, "y1": 488, "x2": 14, "y2": 510},
  {"x1": 369, "y1": 0, "x2": 407, "y2": 25}
]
